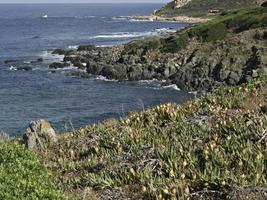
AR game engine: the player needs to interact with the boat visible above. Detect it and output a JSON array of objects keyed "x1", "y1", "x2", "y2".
[{"x1": 42, "y1": 15, "x2": 48, "y2": 19}]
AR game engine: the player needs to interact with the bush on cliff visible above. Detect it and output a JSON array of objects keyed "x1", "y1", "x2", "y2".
[{"x1": 0, "y1": 142, "x2": 66, "y2": 200}]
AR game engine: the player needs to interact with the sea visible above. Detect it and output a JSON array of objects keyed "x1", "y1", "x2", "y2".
[{"x1": 0, "y1": 3, "x2": 193, "y2": 135}]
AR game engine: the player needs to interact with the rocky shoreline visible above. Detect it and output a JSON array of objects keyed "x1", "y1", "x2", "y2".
[
  {"x1": 49, "y1": 7, "x2": 267, "y2": 91},
  {"x1": 127, "y1": 15, "x2": 210, "y2": 24},
  {"x1": 50, "y1": 31, "x2": 266, "y2": 91}
]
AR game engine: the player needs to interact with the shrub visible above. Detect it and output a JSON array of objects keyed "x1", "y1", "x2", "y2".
[
  {"x1": 161, "y1": 33, "x2": 189, "y2": 53},
  {"x1": 0, "y1": 131, "x2": 10, "y2": 144},
  {"x1": 0, "y1": 143, "x2": 66, "y2": 200}
]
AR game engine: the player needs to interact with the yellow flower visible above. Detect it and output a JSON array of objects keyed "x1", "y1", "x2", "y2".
[
  {"x1": 141, "y1": 186, "x2": 147, "y2": 193},
  {"x1": 163, "y1": 189, "x2": 169, "y2": 194},
  {"x1": 185, "y1": 186, "x2": 190, "y2": 194},
  {"x1": 129, "y1": 168, "x2": 136, "y2": 176}
]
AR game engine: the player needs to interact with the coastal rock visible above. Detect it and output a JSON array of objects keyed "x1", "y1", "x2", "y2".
[
  {"x1": 78, "y1": 45, "x2": 97, "y2": 51},
  {"x1": 16, "y1": 66, "x2": 32, "y2": 71},
  {"x1": 22, "y1": 119, "x2": 57, "y2": 150},
  {"x1": 100, "y1": 64, "x2": 127, "y2": 80},
  {"x1": 52, "y1": 48, "x2": 68, "y2": 55},
  {"x1": 30, "y1": 58, "x2": 43, "y2": 64},
  {"x1": 49, "y1": 62, "x2": 69, "y2": 69},
  {"x1": 4, "y1": 59, "x2": 17, "y2": 64},
  {"x1": 66, "y1": 70, "x2": 92, "y2": 78},
  {"x1": 64, "y1": 55, "x2": 88, "y2": 69}
]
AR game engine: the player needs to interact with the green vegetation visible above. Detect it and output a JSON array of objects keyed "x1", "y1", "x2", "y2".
[
  {"x1": 0, "y1": 142, "x2": 67, "y2": 200},
  {"x1": 38, "y1": 76, "x2": 267, "y2": 199},
  {"x1": 156, "y1": 0, "x2": 262, "y2": 17},
  {"x1": 124, "y1": 6, "x2": 266, "y2": 54},
  {"x1": 1, "y1": 5, "x2": 267, "y2": 200}
]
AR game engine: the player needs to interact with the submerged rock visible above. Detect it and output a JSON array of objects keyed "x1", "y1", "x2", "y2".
[
  {"x1": 16, "y1": 66, "x2": 32, "y2": 71},
  {"x1": 4, "y1": 59, "x2": 17, "y2": 64},
  {"x1": 22, "y1": 119, "x2": 57, "y2": 150}
]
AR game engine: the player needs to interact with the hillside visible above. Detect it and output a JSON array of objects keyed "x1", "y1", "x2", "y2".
[
  {"x1": 51, "y1": 6, "x2": 267, "y2": 91},
  {"x1": 0, "y1": 5, "x2": 267, "y2": 200},
  {"x1": 2, "y1": 76, "x2": 267, "y2": 200},
  {"x1": 156, "y1": 0, "x2": 265, "y2": 17}
]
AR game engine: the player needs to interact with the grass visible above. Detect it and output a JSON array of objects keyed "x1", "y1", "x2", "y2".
[
  {"x1": 36, "y1": 76, "x2": 267, "y2": 199},
  {"x1": 0, "y1": 142, "x2": 67, "y2": 199},
  {"x1": 156, "y1": 0, "x2": 261, "y2": 17}
]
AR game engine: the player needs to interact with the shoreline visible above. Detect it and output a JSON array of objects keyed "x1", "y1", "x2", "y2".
[{"x1": 127, "y1": 15, "x2": 211, "y2": 23}]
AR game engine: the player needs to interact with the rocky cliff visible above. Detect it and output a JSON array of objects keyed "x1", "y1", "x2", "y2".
[
  {"x1": 174, "y1": 0, "x2": 192, "y2": 8},
  {"x1": 51, "y1": 6, "x2": 267, "y2": 91}
]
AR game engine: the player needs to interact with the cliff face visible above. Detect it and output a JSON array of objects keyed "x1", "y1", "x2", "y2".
[{"x1": 174, "y1": 0, "x2": 192, "y2": 8}]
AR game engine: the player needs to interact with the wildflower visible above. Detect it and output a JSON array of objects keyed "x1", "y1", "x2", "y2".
[
  {"x1": 183, "y1": 160, "x2": 188, "y2": 167},
  {"x1": 129, "y1": 168, "x2": 136, "y2": 176},
  {"x1": 185, "y1": 186, "x2": 190, "y2": 194},
  {"x1": 163, "y1": 189, "x2": 169, "y2": 194},
  {"x1": 141, "y1": 186, "x2": 147, "y2": 193},
  {"x1": 181, "y1": 173, "x2": 186, "y2": 179}
]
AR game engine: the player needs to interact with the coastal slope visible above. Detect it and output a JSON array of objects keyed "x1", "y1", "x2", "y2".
[
  {"x1": 52, "y1": 6, "x2": 267, "y2": 91},
  {"x1": 156, "y1": 0, "x2": 265, "y2": 17}
]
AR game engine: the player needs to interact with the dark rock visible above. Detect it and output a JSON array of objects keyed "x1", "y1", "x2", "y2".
[
  {"x1": 49, "y1": 62, "x2": 69, "y2": 69},
  {"x1": 22, "y1": 119, "x2": 57, "y2": 150},
  {"x1": 262, "y1": 1, "x2": 267, "y2": 7},
  {"x1": 66, "y1": 71, "x2": 91, "y2": 79},
  {"x1": 16, "y1": 66, "x2": 32, "y2": 71},
  {"x1": 64, "y1": 55, "x2": 87, "y2": 69},
  {"x1": 86, "y1": 61, "x2": 104, "y2": 75},
  {"x1": 226, "y1": 71, "x2": 241, "y2": 85},
  {"x1": 78, "y1": 45, "x2": 96, "y2": 51},
  {"x1": 4, "y1": 59, "x2": 17, "y2": 64},
  {"x1": 52, "y1": 48, "x2": 68, "y2": 55},
  {"x1": 100, "y1": 64, "x2": 127, "y2": 80},
  {"x1": 30, "y1": 58, "x2": 43, "y2": 64},
  {"x1": 127, "y1": 65, "x2": 143, "y2": 81}
]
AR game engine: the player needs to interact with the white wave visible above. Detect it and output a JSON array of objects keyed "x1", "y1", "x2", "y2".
[
  {"x1": 95, "y1": 75, "x2": 118, "y2": 82},
  {"x1": 95, "y1": 44, "x2": 114, "y2": 47},
  {"x1": 75, "y1": 15, "x2": 97, "y2": 19},
  {"x1": 138, "y1": 79, "x2": 159, "y2": 84},
  {"x1": 23, "y1": 61, "x2": 31, "y2": 64},
  {"x1": 91, "y1": 31, "x2": 158, "y2": 39},
  {"x1": 129, "y1": 19, "x2": 153, "y2": 22},
  {"x1": 155, "y1": 28, "x2": 176, "y2": 33},
  {"x1": 9, "y1": 66, "x2": 17, "y2": 71},
  {"x1": 67, "y1": 45, "x2": 79, "y2": 50},
  {"x1": 40, "y1": 50, "x2": 64, "y2": 62},
  {"x1": 112, "y1": 16, "x2": 128, "y2": 21},
  {"x1": 162, "y1": 84, "x2": 181, "y2": 91}
]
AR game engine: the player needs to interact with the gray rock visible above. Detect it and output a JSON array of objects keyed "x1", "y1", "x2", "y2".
[
  {"x1": 22, "y1": 119, "x2": 57, "y2": 150},
  {"x1": 227, "y1": 71, "x2": 241, "y2": 85}
]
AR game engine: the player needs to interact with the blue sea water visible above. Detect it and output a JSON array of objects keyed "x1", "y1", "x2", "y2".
[{"x1": 0, "y1": 4, "x2": 192, "y2": 135}]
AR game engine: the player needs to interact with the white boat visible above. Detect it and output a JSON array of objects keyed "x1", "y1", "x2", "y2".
[{"x1": 42, "y1": 15, "x2": 48, "y2": 18}]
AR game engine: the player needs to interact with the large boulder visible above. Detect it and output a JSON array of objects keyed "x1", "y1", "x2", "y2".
[{"x1": 22, "y1": 119, "x2": 57, "y2": 150}]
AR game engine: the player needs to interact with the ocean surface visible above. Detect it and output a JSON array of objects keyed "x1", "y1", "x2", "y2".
[{"x1": 0, "y1": 4, "x2": 192, "y2": 135}]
